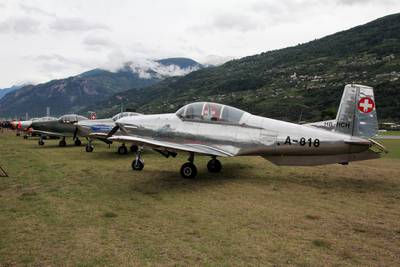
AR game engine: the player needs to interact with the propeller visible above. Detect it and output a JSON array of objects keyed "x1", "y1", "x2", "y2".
[
  {"x1": 73, "y1": 127, "x2": 78, "y2": 140},
  {"x1": 107, "y1": 125, "x2": 119, "y2": 138}
]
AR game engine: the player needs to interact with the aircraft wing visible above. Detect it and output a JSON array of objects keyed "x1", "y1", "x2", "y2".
[
  {"x1": 88, "y1": 133, "x2": 109, "y2": 139},
  {"x1": 31, "y1": 130, "x2": 65, "y2": 137},
  {"x1": 109, "y1": 135, "x2": 234, "y2": 157}
]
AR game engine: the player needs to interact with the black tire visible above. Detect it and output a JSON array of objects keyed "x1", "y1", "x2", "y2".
[
  {"x1": 85, "y1": 145, "x2": 94, "y2": 152},
  {"x1": 59, "y1": 140, "x2": 66, "y2": 147},
  {"x1": 180, "y1": 162, "x2": 197, "y2": 179},
  {"x1": 207, "y1": 158, "x2": 222, "y2": 173},
  {"x1": 118, "y1": 145, "x2": 128, "y2": 155},
  {"x1": 130, "y1": 145, "x2": 138, "y2": 153},
  {"x1": 75, "y1": 139, "x2": 82, "y2": 146},
  {"x1": 131, "y1": 159, "x2": 144, "y2": 171},
  {"x1": 38, "y1": 140, "x2": 44, "y2": 146}
]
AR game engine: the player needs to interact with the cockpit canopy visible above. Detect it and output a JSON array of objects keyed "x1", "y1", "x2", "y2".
[
  {"x1": 176, "y1": 102, "x2": 247, "y2": 124},
  {"x1": 58, "y1": 114, "x2": 88, "y2": 123},
  {"x1": 33, "y1": 117, "x2": 57, "y2": 122},
  {"x1": 112, "y1": 112, "x2": 140, "y2": 121}
]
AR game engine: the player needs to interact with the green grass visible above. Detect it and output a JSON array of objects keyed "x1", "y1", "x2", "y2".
[
  {"x1": 378, "y1": 130, "x2": 400, "y2": 136},
  {"x1": 1, "y1": 130, "x2": 400, "y2": 266},
  {"x1": 379, "y1": 139, "x2": 400, "y2": 159}
]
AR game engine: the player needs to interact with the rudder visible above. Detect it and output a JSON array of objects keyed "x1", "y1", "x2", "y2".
[{"x1": 334, "y1": 84, "x2": 378, "y2": 137}]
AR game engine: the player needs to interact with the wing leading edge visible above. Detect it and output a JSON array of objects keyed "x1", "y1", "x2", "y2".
[{"x1": 108, "y1": 135, "x2": 234, "y2": 157}]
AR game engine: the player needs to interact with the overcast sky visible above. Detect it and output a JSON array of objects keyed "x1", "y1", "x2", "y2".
[{"x1": 0, "y1": 0, "x2": 399, "y2": 88}]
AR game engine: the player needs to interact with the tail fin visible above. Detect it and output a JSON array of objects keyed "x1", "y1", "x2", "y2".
[{"x1": 334, "y1": 84, "x2": 378, "y2": 137}]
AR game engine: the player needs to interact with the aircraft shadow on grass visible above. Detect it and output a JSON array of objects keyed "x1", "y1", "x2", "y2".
[{"x1": 123, "y1": 162, "x2": 398, "y2": 196}]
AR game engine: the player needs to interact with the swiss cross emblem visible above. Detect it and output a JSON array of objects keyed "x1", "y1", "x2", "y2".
[{"x1": 358, "y1": 97, "x2": 375, "y2": 113}]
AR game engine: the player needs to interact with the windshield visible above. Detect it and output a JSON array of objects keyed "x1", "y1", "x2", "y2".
[
  {"x1": 112, "y1": 112, "x2": 140, "y2": 121},
  {"x1": 176, "y1": 102, "x2": 246, "y2": 124},
  {"x1": 59, "y1": 114, "x2": 88, "y2": 123}
]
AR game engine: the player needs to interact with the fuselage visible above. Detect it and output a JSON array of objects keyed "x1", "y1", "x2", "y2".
[
  {"x1": 116, "y1": 112, "x2": 369, "y2": 157},
  {"x1": 76, "y1": 119, "x2": 115, "y2": 137},
  {"x1": 31, "y1": 115, "x2": 87, "y2": 137}
]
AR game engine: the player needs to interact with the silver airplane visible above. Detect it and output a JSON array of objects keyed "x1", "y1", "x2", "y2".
[
  {"x1": 76, "y1": 112, "x2": 141, "y2": 153},
  {"x1": 109, "y1": 84, "x2": 387, "y2": 179},
  {"x1": 31, "y1": 114, "x2": 88, "y2": 146}
]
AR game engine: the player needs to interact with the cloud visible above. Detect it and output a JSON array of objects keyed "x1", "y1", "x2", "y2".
[
  {"x1": 100, "y1": 53, "x2": 201, "y2": 79},
  {"x1": 23, "y1": 54, "x2": 91, "y2": 73},
  {"x1": 337, "y1": 0, "x2": 396, "y2": 5},
  {"x1": 201, "y1": 55, "x2": 234, "y2": 66},
  {"x1": 19, "y1": 3, "x2": 55, "y2": 17},
  {"x1": 189, "y1": 13, "x2": 264, "y2": 34},
  {"x1": 212, "y1": 13, "x2": 262, "y2": 32},
  {"x1": 0, "y1": 17, "x2": 40, "y2": 34},
  {"x1": 83, "y1": 35, "x2": 115, "y2": 50},
  {"x1": 50, "y1": 17, "x2": 109, "y2": 32}
]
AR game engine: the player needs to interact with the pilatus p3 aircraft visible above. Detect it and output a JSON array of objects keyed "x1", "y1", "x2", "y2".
[
  {"x1": 76, "y1": 112, "x2": 141, "y2": 153},
  {"x1": 109, "y1": 84, "x2": 387, "y2": 178},
  {"x1": 31, "y1": 114, "x2": 88, "y2": 146}
]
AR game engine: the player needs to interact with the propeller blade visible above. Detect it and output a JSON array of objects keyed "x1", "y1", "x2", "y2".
[
  {"x1": 107, "y1": 125, "x2": 119, "y2": 138},
  {"x1": 73, "y1": 127, "x2": 78, "y2": 140}
]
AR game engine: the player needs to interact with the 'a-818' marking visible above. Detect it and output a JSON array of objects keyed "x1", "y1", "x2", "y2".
[{"x1": 284, "y1": 136, "x2": 320, "y2": 147}]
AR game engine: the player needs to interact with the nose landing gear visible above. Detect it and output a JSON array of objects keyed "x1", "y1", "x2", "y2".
[
  {"x1": 132, "y1": 147, "x2": 144, "y2": 171},
  {"x1": 85, "y1": 139, "x2": 94, "y2": 152}
]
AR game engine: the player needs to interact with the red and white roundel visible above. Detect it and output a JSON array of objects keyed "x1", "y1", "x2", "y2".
[{"x1": 358, "y1": 97, "x2": 375, "y2": 113}]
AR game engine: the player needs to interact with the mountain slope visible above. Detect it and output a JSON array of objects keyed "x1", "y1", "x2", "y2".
[
  {"x1": 0, "y1": 58, "x2": 203, "y2": 117},
  {"x1": 0, "y1": 85, "x2": 24, "y2": 100},
  {"x1": 89, "y1": 13, "x2": 400, "y2": 122}
]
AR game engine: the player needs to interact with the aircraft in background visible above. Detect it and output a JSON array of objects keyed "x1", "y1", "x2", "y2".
[
  {"x1": 31, "y1": 114, "x2": 88, "y2": 146},
  {"x1": 76, "y1": 112, "x2": 141, "y2": 153},
  {"x1": 16, "y1": 117, "x2": 57, "y2": 139},
  {"x1": 109, "y1": 84, "x2": 387, "y2": 178}
]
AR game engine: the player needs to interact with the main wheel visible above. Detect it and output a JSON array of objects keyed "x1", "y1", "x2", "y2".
[
  {"x1": 180, "y1": 162, "x2": 197, "y2": 179},
  {"x1": 23, "y1": 135, "x2": 28, "y2": 139},
  {"x1": 207, "y1": 158, "x2": 222, "y2": 173},
  {"x1": 85, "y1": 145, "x2": 94, "y2": 152},
  {"x1": 74, "y1": 139, "x2": 82, "y2": 146},
  {"x1": 59, "y1": 140, "x2": 66, "y2": 147},
  {"x1": 130, "y1": 145, "x2": 138, "y2": 153},
  {"x1": 118, "y1": 145, "x2": 128, "y2": 155},
  {"x1": 131, "y1": 159, "x2": 144, "y2": 171},
  {"x1": 38, "y1": 140, "x2": 44, "y2": 146}
]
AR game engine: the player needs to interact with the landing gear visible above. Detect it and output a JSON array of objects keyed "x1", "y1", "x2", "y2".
[
  {"x1": 180, "y1": 152, "x2": 197, "y2": 179},
  {"x1": 130, "y1": 144, "x2": 138, "y2": 153},
  {"x1": 74, "y1": 138, "x2": 81, "y2": 146},
  {"x1": 59, "y1": 138, "x2": 66, "y2": 147},
  {"x1": 85, "y1": 145, "x2": 94, "y2": 152},
  {"x1": 23, "y1": 135, "x2": 28, "y2": 139},
  {"x1": 118, "y1": 144, "x2": 128, "y2": 155},
  {"x1": 85, "y1": 139, "x2": 94, "y2": 152},
  {"x1": 16, "y1": 132, "x2": 20, "y2": 136},
  {"x1": 38, "y1": 139, "x2": 45, "y2": 146},
  {"x1": 207, "y1": 157, "x2": 222, "y2": 173},
  {"x1": 131, "y1": 148, "x2": 144, "y2": 171}
]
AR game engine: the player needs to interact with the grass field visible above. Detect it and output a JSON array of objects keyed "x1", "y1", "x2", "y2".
[
  {"x1": 378, "y1": 130, "x2": 400, "y2": 136},
  {"x1": 1, "y1": 130, "x2": 400, "y2": 266}
]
